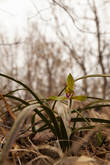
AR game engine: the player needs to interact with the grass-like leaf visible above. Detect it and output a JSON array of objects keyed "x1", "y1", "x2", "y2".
[
  {"x1": 59, "y1": 117, "x2": 71, "y2": 151},
  {"x1": 3, "y1": 94, "x2": 29, "y2": 105},
  {"x1": 34, "y1": 108, "x2": 56, "y2": 135},
  {"x1": 0, "y1": 73, "x2": 43, "y2": 105},
  {"x1": 75, "y1": 74, "x2": 110, "y2": 82},
  {"x1": 71, "y1": 117, "x2": 110, "y2": 124},
  {"x1": 38, "y1": 105, "x2": 61, "y2": 138},
  {"x1": 1, "y1": 73, "x2": 110, "y2": 153}
]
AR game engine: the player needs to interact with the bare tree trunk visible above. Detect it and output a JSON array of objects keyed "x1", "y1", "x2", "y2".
[
  {"x1": 93, "y1": 1, "x2": 107, "y2": 98},
  {"x1": 46, "y1": 59, "x2": 52, "y2": 96}
]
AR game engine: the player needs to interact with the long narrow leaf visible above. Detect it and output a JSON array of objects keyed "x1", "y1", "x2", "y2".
[
  {"x1": 34, "y1": 124, "x2": 49, "y2": 133},
  {"x1": 31, "y1": 113, "x2": 36, "y2": 133},
  {"x1": 59, "y1": 117, "x2": 71, "y2": 151},
  {"x1": 34, "y1": 108, "x2": 56, "y2": 135},
  {"x1": 75, "y1": 74, "x2": 110, "y2": 82},
  {"x1": 3, "y1": 95, "x2": 29, "y2": 105},
  {"x1": 71, "y1": 104, "x2": 110, "y2": 114},
  {"x1": 71, "y1": 117, "x2": 110, "y2": 124},
  {"x1": 0, "y1": 73, "x2": 43, "y2": 105},
  {"x1": 40, "y1": 105, "x2": 61, "y2": 138},
  {"x1": 4, "y1": 88, "x2": 26, "y2": 95},
  {"x1": 31, "y1": 114, "x2": 49, "y2": 133}
]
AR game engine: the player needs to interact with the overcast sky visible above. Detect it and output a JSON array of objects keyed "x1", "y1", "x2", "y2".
[
  {"x1": 0, "y1": 0, "x2": 110, "y2": 41},
  {"x1": 0, "y1": 0, "x2": 110, "y2": 75},
  {"x1": 0, "y1": 0, "x2": 51, "y2": 39},
  {"x1": 0, "y1": 0, "x2": 30, "y2": 30}
]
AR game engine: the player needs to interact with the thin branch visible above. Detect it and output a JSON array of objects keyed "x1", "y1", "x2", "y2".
[
  {"x1": 52, "y1": 0, "x2": 96, "y2": 34},
  {"x1": 52, "y1": 0, "x2": 110, "y2": 35},
  {"x1": 28, "y1": 7, "x2": 51, "y2": 20},
  {"x1": 0, "y1": 41, "x2": 25, "y2": 46},
  {"x1": 29, "y1": 0, "x2": 52, "y2": 22},
  {"x1": 91, "y1": 0, "x2": 107, "y2": 98}
]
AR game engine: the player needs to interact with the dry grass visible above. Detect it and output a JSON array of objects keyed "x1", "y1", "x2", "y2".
[{"x1": 0, "y1": 101, "x2": 110, "y2": 165}]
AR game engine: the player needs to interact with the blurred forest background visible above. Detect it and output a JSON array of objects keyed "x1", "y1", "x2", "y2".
[{"x1": 0, "y1": 0, "x2": 110, "y2": 100}]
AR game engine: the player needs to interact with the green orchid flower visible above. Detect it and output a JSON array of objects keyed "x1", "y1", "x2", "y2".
[{"x1": 49, "y1": 73, "x2": 87, "y2": 102}]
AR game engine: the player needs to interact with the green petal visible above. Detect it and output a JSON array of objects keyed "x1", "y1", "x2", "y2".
[
  {"x1": 67, "y1": 73, "x2": 74, "y2": 91},
  {"x1": 71, "y1": 95, "x2": 87, "y2": 101}
]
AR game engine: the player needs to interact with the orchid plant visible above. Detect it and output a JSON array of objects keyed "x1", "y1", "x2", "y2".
[
  {"x1": 0, "y1": 73, "x2": 110, "y2": 153},
  {"x1": 49, "y1": 73, "x2": 87, "y2": 137}
]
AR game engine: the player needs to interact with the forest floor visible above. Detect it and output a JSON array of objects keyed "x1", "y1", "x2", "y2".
[{"x1": 0, "y1": 104, "x2": 110, "y2": 165}]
